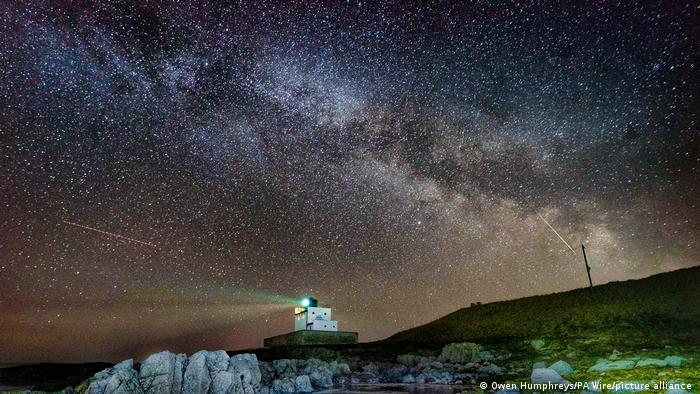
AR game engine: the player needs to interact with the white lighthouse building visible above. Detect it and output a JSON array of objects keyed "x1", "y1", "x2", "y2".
[
  {"x1": 264, "y1": 296, "x2": 357, "y2": 347},
  {"x1": 294, "y1": 297, "x2": 338, "y2": 332}
]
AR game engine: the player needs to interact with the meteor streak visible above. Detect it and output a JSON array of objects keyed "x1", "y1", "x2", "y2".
[
  {"x1": 62, "y1": 220, "x2": 156, "y2": 247},
  {"x1": 537, "y1": 213, "x2": 577, "y2": 255}
]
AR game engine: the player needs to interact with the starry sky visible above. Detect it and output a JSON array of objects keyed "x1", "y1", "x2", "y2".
[{"x1": 0, "y1": 1, "x2": 698, "y2": 364}]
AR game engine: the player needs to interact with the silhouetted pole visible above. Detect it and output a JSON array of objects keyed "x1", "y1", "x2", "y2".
[{"x1": 581, "y1": 244, "x2": 593, "y2": 287}]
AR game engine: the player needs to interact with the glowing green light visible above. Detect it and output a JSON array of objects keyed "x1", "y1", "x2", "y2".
[{"x1": 301, "y1": 298, "x2": 311, "y2": 307}]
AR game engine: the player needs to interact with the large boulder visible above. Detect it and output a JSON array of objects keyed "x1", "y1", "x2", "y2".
[
  {"x1": 206, "y1": 350, "x2": 231, "y2": 377},
  {"x1": 387, "y1": 365, "x2": 408, "y2": 381},
  {"x1": 441, "y1": 342, "x2": 482, "y2": 363},
  {"x1": 138, "y1": 351, "x2": 186, "y2": 394},
  {"x1": 350, "y1": 372, "x2": 379, "y2": 384},
  {"x1": 636, "y1": 358, "x2": 667, "y2": 368},
  {"x1": 273, "y1": 359, "x2": 297, "y2": 378},
  {"x1": 401, "y1": 374, "x2": 416, "y2": 383},
  {"x1": 548, "y1": 360, "x2": 574, "y2": 376},
  {"x1": 183, "y1": 351, "x2": 212, "y2": 394},
  {"x1": 414, "y1": 373, "x2": 429, "y2": 384},
  {"x1": 229, "y1": 353, "x2": 262, "y2": 390},
  {"x1": 173, "y1": 353, "x2": 187, "y2": 393},
  {"x1": 298, "y1": 359, "x2": 333, "y2": 388},
  {"x1": 309, "y1": 367, "x2": 333, "y2": 389},
  {"x1": 103, "y1": 368, "x2": 143, "y2": 394},
  {"x1": 271, "y1": 377, "x2": 296, "y2": 394},
  {"x1": 588, "y1": 360, "x2": 635, "y2": 372},
  {"x1": 431, "y1": 370, "x2": 453, "y2": 384},
  {"x1": 85, "y1": 350, "x2": 262, "y2": 394},
  {"x1": 211, "y1": 371, "x2": 237, "y2": 394},
  {"x1": 328, "y1": 361, "x2": 352, "y2": 376},
  {"x1": 87, "y1": 359, "x2": 141, "y2": 394},
  {"x1": 531, "y1": 368, "x2": 567, "y2": 384},
  {"x1": 294, "y1": 375, "x2": 314, "y2": 393},
  {"x1": 664, "y1": 356, "x2": 686, "y2": 367}
]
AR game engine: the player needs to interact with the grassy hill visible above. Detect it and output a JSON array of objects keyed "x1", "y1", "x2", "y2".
[{"x1": 382, "y1": 266, "x2": 700, "y2": 350}]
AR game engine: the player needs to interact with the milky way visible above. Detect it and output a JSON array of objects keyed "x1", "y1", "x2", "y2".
[{"x1": 0, "y1": 1, "x2": 698, "y2": 363}]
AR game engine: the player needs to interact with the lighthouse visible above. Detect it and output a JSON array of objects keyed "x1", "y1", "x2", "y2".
[
  {"x1": 294, "y1": 297, "x2": 338, "y2": 332},
  {"x1": 264, "y1": 296, "x2": 358, "y2": 347}
]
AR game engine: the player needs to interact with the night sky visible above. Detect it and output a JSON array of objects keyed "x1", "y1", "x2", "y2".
[{"x1": 1, "y1": 1, "x2": 698, "y2": 364}]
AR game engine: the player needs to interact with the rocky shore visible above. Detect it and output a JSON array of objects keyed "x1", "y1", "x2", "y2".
[
  {"x1": 76, "y1": 342, "x2": 504, "y2": 394},
  {"x1": 15, "y1": 341, "x2": 694, "y2": 394}
]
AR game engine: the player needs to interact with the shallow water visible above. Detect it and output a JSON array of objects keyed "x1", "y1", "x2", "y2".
[{"x1": 319, "y1": 383, "x2": 471, "y2": 394}]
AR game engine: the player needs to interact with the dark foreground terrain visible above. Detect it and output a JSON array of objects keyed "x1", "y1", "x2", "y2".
[
  {"x1": 385, "y1": 266, "x2": 700, "y2": 349},
  {"x1": 2, "y1": 266, "x2": 699, "y2": 392},
  {"x1": 0, "y1": 363, "x2": 110, "y2": 392}
]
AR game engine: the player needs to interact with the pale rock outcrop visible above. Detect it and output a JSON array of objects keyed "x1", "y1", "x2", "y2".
[
  {"x1": 308, "y1": 369, "x2": 333, "y2": 389},
  {"x1": 272, "y1": 377, "x2": 296, "y2": 393},
  {"x1": 86, "y1": 350, "x2": 262, "y2": 394},
  {"x1": 636, "y1": 358, "x2": 667, "y2": 368},
  {"x1": 84, "y1": 346, "x2": 517, "y2": 394},
  {"x1": 386, "y1": 365, "x2": 408, "y2": 381},
  {"x1": 294, "y1": 375, "x2": 314, "y2": 393},
  {"x1": 103, "y1": 368, "x2": 143, "y2": 394},
  {"x1": 548, "y1": 360, "x2": 574, "y2": 376},
  {"x1": 531, "y1": 367, "x2": 568, "y2": 384},
  {"x1": 173, "y1": 353, "x2": 187, "y2": 393},
  {"x1": 211, "y1": 371, "x2": 247, "y2": 394},
  {"x1": 137, "y1": 351, "x2": 185, "y2": 394},
  {"x1": 272, "y1": 359, "x2": 297, "y2": 378},
  {"x1": 87, "y1": 359, "x2": 140, "y2": 394},
  {"x1": 182, "y1": 351, "x2": 212, "y2": 394},
  {"x1": 588, "y1": 359, "x2": 636, "y2": 372},
  {"x1": 303, "y1": 360, "x2": 333, "y2": 389},
  {"x1": 211, "y1": 371, "x2": 235, "y2": 394},
  {"x1": 206, "y1": 350, "x2": 231, "y2": 377},
  {"x1": 328, "y1": 361, "x2": 351, "y2": 377},
  {"x1": 230, "y1": 353, "x2": 262, "y2": 390},
  {"x1": 664, "y1": 356, "x2": 686, "y2": 367}
]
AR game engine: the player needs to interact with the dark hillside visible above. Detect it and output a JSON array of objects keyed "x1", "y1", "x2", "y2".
[{"x1": 383, "y1": 266, "x2": 700, "y2": 348}]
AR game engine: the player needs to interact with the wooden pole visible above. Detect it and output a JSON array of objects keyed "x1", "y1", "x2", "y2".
[{"x1": 581, "y1": 244, "x2": 593, "y2": 287}]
